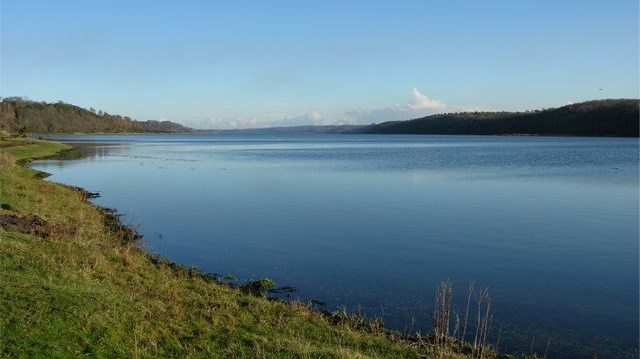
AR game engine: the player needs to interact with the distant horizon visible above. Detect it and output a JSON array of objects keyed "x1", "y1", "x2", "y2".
[
  {"x1": 2, "y1": 1, "x2": 638, "y2": 129},
  {"x1": 2, "y1": 95, "x2": 636, "y2": 131}
]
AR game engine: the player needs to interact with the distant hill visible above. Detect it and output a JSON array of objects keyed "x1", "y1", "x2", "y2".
[
  {"x1": 358, "y1": 99, "x2": 639, "y2": 137},
  {"x1": 215, "y1": 124, "x2": 363, "y2": 135},
  {"x1": 2, "y1": 98, "x2": 636, "y2": 137},
  {"x1": 0, "y1": 98, "x2": 191, "y2": 134}
]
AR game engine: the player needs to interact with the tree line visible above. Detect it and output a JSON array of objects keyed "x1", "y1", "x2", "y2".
[
  {"x1": 0, "y1": 98, "x2": 191, "y2": 135},
  {"x1": 358, "y1": 99, "x2": 639, "y2": 137}
]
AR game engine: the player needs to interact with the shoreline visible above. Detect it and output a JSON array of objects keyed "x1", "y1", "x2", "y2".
[
  {"x1": 4, "y1": 136, "x2": 636, "y2": 358},
  {"x1": 13, "y1": 137, "x2": 625, "y2": 358},
  {"x1": 24, "y1": 140, "x2": 405, "y2": 330},
  {"x1": 3, "y1": 137, "x2": 525, "y2": 358},
  {"x1": 34, "y1": 131, "x2": 639, "y2": 139}
]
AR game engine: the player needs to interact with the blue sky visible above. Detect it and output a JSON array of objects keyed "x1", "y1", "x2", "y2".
[{"x1": 1, "y1": 0, "x2": 638, "y2": 128}]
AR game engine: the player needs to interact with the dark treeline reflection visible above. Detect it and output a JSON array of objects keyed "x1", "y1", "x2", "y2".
[{"x1": 51, "y1": 143, "x2": 127, "y2": 161}]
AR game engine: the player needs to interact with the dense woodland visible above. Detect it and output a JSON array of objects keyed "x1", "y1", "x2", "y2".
[
  {"x1": 0, "y1": 98, "x2": 191, "y2": 134},
  {"x1": 358, "y1": 99, "x2": 639, "y2": 137}
]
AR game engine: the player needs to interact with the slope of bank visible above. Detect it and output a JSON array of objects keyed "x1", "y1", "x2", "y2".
[
  {"x1": 1, "y1": 139, "x2": 505, "y2": 358},
  {"x1": 358, "y1": 99, "x2": 639, "y2": 137}
]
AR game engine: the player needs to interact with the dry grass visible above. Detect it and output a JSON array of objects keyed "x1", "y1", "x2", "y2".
[{"x1": 428, "y1": 281, "x2": 500, "y2": 359}]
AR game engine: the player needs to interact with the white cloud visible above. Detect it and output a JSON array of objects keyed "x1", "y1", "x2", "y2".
[
  {"x1": 460, "y1": 105, "x2": 490, "y2": 112},
  {"x1": 188, "y1": 111, "x2": 331, "y2": 129},
  {"x1": 409, "y1": 87, "x2": 446, "y2": 110},
  {"x1": 185, "y1": 88, "x2": 479, "y2": 129},
  {"x1": 345, "y1": 88, "x2": 447, "y2": 125}
]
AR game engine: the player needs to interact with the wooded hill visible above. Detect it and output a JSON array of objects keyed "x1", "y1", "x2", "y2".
[
  {"x1": 0, "y1": 98, "x2": 191, "y2": 134},
  {"x1": 1, "y1": 98, "x2": 637, "y2": 137},
  {"x1": 358, "y1": 99, "x2": 639, "y2": 137}
]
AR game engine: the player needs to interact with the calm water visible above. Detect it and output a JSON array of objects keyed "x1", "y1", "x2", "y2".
[{"x1": 33, "y1": 134, "x2": 639, "y2": 358}]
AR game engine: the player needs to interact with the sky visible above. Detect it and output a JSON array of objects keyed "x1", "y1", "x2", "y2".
[{"x1": 1, "y1": 0, "x2": 638, "y2": 129}]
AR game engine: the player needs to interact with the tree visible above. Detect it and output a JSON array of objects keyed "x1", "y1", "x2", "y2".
[{"x1": 17, "y1": 126, "x2": 28, "y2": 137}]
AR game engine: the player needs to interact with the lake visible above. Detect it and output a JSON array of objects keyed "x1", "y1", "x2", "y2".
[{"x1": 32, "y1": 134, "x2": 639, "y2": 358}]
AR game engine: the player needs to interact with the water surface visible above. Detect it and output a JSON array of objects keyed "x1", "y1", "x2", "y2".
[{"x1": 33, "y1": 134, "x2": 639, "y2": 358}]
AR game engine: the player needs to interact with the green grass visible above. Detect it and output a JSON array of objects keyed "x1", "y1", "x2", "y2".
[
  {"x1": 0, "y1": 139, "x2": 514, "y2": 358},
  {"x1": 2, "y1": 140, "x2": 71, "y2": 161}
]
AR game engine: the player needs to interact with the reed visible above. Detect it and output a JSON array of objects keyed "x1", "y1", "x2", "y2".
[
  {"x1": 432, "y1": 279, "x2": 453, "y2": 345},
  {"x1": 430, "y1": 280, "x2": 496, "y2": 359}
]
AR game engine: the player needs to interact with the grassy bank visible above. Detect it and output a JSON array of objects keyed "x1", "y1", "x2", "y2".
[{"x1": 0, "y1": 139, "x2": 512, "y2": 358}]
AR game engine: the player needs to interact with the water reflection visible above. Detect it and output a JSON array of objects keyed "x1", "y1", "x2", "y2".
[{"x1": 54, "y1": 143, "x2": 128, "y2": 161}]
